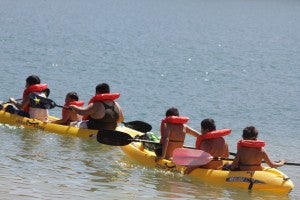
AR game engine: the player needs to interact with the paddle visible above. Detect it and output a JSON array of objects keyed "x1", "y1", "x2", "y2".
[
  {"x1": 97, "y1": 129, "x2": 161, "y2": 146},
  {"x1": 0, "y1": 98, "x2": 22, "y2": 105},
  {"x1": 95, "y1": 129, "x2": 226, "y2": 157},
  {"x1": 29, "y1": 93, "x2": 68, "y2": 109},
  {"x1": 183, "y1": 145, "x2": 237, "y2": 157},
  {"x1": 0, "y1": 98, "x2": 23, "y2": 110},
  {"x1": 122, "y1": 121, "x2": 152, "y2": 133},
  {"x1": 173, "y1": 148, "x2": 300, "y2": 166}
]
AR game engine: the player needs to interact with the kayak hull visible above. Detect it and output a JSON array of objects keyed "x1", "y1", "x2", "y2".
[
  {"x1": 120, "y1": 127, "x2": 294, "y2": 194},
  {"x1": 0, "y1": 105, "x2": 98, "y2": 138}
]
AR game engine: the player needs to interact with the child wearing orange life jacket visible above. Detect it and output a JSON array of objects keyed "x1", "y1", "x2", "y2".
[
  {"x1": 52, "y1": 92, "x2": 84, "y2": 125},
  {"x1": 231, "y1": 126, "x2": 285, "y2": 171},
  {"x1": 186, "y1": 119, "x2": 229, "y2": 173},
  {"x1": 69, "y1": 83, "x2": 124, "y2": 130},
  {"x1": 155, "y1": 107, "x2": 200, "y2": 162},
  {"x1": 6, "y1": 75, "x2": 49, "y2": 121}
]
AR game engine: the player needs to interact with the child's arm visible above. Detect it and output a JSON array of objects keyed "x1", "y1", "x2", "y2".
[
  {"x1": 52, "y1": 109, "x2": 72, "y2": 124},
  {"x1": 185, "y1": 125, "x2": 200, "y2": 137},
  {"x1": 115, "y1": 102, "x2": 124, "y2": 123},
  {"x1": 262, "y1": 148, "x2": 285, "y2": 168},
  {"x1": 230, "y1": 150, "x2": 241, "y2": 170},
  {"x1": 69, "y1": 103, "x2": 95, "y2": 116},
  {"x1": 155, "y1": 125, "x2": 170, "y2": 162}
]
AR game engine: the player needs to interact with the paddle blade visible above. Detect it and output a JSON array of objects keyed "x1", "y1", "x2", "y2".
[
  {"x1": 29, "y1": 93, "x2": 57, "y2": 109},
  {"x1": 96, "y1": 129, "x2": 133, "y2": 146},
  {"x1": 173, "y1": 148, "x2": 213, "y2": 166},
  {"x1": 123, "y1": 121, "x2": 152, "y2": 133}
]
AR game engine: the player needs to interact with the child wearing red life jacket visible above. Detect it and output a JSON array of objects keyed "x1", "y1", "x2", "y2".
[
  {"x1": 155, "y1": 107, "x2": 200, "y2": 162},
  {"x1": 186, "y1": 119, "x2": 229, "y2": 173},
  {"x1": 69, "y1": 83, "x2": 124, "y2": 130},
  {"x1": 231, "y1": 126, "x2": 285, "y2": 171},
  {"x1": 6, "y1": 75, "x2": 49, "y2": 122},
  {"x1": 52, "y1": 92, "x2": 84, "y2": 125}
]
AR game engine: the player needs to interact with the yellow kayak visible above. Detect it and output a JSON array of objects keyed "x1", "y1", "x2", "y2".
[
  {"x1": 0, "y1": 106, "x2": 98, "y2": 138},
  {"x1": 0, "y1": 103, "x2": 151, "y2": 138},
  {"x1": 118, "y1": 127, "x2": 294, "y2": 194}
]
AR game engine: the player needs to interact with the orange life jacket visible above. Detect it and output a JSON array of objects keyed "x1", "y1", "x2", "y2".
[
  {"x1": 237, "y1": 139, "x2": 265, "y2": 149},
  {"x1": 83, "y1": 93, "x2": 120, "y2": 120},
  {"x1": 22, "y1": 84, "x2": 48, "y2": 113},
  {"x1": 195, "y1": 129, "x2": 231, "y2": 149},
  {"x1": 62, "y1": 100, "x2": 84, "y2": 117},
  {"x1": 160, "y1": 116, "x2": 189, "y2": 143}
]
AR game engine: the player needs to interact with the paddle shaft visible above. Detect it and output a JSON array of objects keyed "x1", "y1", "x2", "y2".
[
  {"x1": 283, "y1": 162, "x2": 300, "y2": 166},
  {"x1": 55, "y1": 104, "x2": 68, "y2": 109},
  {"x1": 183, "y1": 146, "x2": 299, "y2": 166},
  {"x1": 183, "y1": 145, "x2": 237, "y2": 157},
  {"x1": 130, "y1": 138, "x2": 160, "y2": 144},
  {"x1": 212, "y1": 157, "x2": 300, "y2": 166}
]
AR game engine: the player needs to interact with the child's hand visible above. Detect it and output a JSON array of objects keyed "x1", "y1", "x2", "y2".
[
  {"x1": 9, "y1": 98, "x2": 16, "y2": 104},
  {"x1": 277, "y1": 160, "x2": 286, "y2": 166}
]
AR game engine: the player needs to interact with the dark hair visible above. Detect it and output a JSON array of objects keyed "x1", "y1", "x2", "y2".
[
  {"x1": 67, "y1": 92, "x2": 79, "y2": 101},
  {"x1": 242, "y1": 126, "x2": 258, "y2": 140},
  {"x1": 166, "y1": 107, "x2": 179, "y2": 117},
  {"x1": 26, "y1": 75, "x2": 40, "y2": 86},
  {"x1": 201, "y1": 118, "x2": 216, "y2": 131},
  {"x1": 96, "y1": 83, "x2": 110, "y2": 94}
]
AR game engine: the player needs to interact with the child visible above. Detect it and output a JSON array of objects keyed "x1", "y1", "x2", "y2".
[
  {"x1": 52, "y1": 92, "x2": 84, "y2": 125},
  {"x1": 186, "y1": 119, "x2": 229, "y2": 173},
  {"x1": 7, "y1": 75, "x2": 49, "y2": 121},
  {"x1": 231, "y1": 126, "x2": 285, "y2": 171},
  {"x1": 155, "y1": 107, "x2": 200, "y2": 162},
  {"x1": 69, "y1": 83, "x2": 124, "y2": 130}
]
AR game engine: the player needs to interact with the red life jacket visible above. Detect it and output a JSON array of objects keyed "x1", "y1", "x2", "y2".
[
  {"x1": 237, "y1": 139, "x2": 265, "y2": 149},
  {"x1": 195, "y1": 129, "x2": 231, "y2": 149},
  {"x1": 62, "y1": 100, "x2": 84, "y2": 117},
  {"x1": 160, "y1": 116, "x2": 189, "y2": 143},
  {"x1": 22, "y1": 84, "x2": 48, "y2": 113},
  {"x1": 82, "y1": 93, "x2": 120, "y2": 120}
]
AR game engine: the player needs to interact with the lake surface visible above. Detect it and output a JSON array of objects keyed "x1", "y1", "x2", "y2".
[{"x1": 0, "y1": 0, "x2": 299, "y2": 199}]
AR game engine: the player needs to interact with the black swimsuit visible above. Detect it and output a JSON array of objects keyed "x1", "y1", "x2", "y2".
[{"x1": 87, "y1": 102, "x2": 119, "y2": 130}]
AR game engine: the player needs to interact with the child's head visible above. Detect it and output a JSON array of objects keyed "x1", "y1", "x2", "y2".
[
  {"x1": 96, "y1": 83, "x2": 110, "y2": 94},
  {"x1": 26, "y1": 75, "x2": 40, "y2": 86},
  {"x1": 165, "y1": 107, "x2": 179, "y2": 117},
  {"x1": 201, "y1": 118, "x2": 216, "y2": 133},
  {"x1": 242, "y1": 126, "x2": 258, "y2": 140},
  {"x1": 65, "y1": 92, "x2": 79, "y2": 103}
]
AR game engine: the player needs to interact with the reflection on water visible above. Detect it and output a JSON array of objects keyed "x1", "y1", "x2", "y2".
[{"x1": 0, "y1": 126, "x2": 129, "y2": 199}]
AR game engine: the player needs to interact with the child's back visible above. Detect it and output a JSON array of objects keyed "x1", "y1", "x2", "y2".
[{"x1": 231, "y1": 126, "x2": 285, "y2": 171}]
